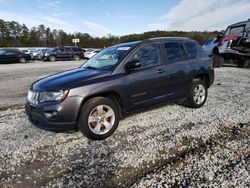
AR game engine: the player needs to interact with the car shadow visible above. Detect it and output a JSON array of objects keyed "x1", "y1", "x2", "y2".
[{"x1": 64, "y1": 139, "x2": 120, "y2": 187}]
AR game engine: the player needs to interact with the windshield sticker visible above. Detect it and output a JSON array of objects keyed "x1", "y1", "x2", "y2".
[{"x1": 117, "y1": 47, "x2": 130, "y2": 51}]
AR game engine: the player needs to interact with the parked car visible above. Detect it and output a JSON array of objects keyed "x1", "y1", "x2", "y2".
[
  {"x1": 41, "y1": 46, "x2": 84, "y2": 62},
  {"x1": 0, "y1": 49, "x2": 31, "y2": 64},
  {"x1": 25, "y1": 37, "x2": 214, "y2": 140},
  {"x1": 202, "y1": 38, "x2": 219, "y2": 57},
  {"x1": 84, "y1": 49, "x2": 101, "y2": 59},
  {"x1": 209, "y1": 19, "x2": 250, "y2": 68},
  {"x1": 37, "y1": 49, "x2": 48, "y2": 60},
  {"x1": 30, "y1": 49, "x2": 44, "y2": 60},
  {"x1": 22, "y1": 49, "x2": 36, "y2": 59}
]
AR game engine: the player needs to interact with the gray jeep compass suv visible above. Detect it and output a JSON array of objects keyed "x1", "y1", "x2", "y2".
[{"x1": 26, "y1": 37, "x2": 214, "y2": 140}]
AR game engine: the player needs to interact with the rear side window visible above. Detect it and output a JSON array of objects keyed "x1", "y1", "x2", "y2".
[
  {"x1": 164, "y1": 42, "x2": 183, "y2": 63},
  {"x1": 5, "y1": 50, "x2": 18, "y2": 55},
  {"x1": 183, "y1": 41, "x2": 197, "y2": 59}
]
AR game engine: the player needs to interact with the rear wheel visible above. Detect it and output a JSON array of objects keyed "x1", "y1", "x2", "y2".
[
  {"x1": 212, "y1": 53, "x2": 224, "y2": 67},
  {"x1": 19, "y1": 57, "x2": 26, "y2": 64},
  {"x1": 78, "y1": 97, "x2": 120, "y2": 140},
  {"x1": 74, "y1": 55, "x2": 80, "y2": 61},
  {"x1": 238, "y1": 59, "x2": 250, "y2": 68},
  {"x1": 186, "y1": 79, "x2": 207, "y2": 108},
  {"x1": 49, "y1": 56, "x2": 56, "y2": 62}
]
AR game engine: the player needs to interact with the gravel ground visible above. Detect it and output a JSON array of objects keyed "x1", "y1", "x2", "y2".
[
  {"x1": 0, "y1": 60, "x2": 84, "y2": 108},
  {"x1": 0, "y1": 64, "x2": 249, "y2": 187}
]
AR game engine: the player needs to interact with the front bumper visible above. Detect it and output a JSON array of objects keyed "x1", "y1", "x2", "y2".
[{"x1": 25, "y1": 102, "x2": 77, "y2": 132}]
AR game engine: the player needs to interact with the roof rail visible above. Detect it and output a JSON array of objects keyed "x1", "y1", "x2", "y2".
[{"x1": 144, "y1": 37, "x2": 190, "y2": 42}]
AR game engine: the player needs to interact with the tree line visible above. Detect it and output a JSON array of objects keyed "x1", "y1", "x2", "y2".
[{"x1": 0, "y1": 19, "x2": 220, "y2": 48}]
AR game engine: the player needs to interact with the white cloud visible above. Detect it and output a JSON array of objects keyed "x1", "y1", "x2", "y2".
[
  {"x1": 44, "y1": 16, "x2": 67, "y2": 25},
  {"x1": 37, "y1": 0, "x2": 61, "y2": 11},
  {"x1": 82, "y1": 20, "x2": 111, "y2": 36},
  {"x1": 148, "y1": 0, "x2": 250, "y2": 31}
]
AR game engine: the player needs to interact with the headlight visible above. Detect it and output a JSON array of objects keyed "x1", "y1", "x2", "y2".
[
  {"x1": 39, "y1": 90, "x2": 69, "y2": 103},
  {"x1": 44, "y1": 53, "x2": 49, "y2": 56}
]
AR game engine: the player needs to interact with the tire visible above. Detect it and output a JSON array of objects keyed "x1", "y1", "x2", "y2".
[
  {"x1": 78, "y1": 97, "x2": 120, "y2": 140},
  {"x1": 186, "y1": 79, "x2": 208, "y2": 108},
  {"x1": 49, "y1": 56, "x2": 56, "y2": 62},
  {"x1": 19, "y1": 57, "x2": 26, "y2": 64},
  {"x1": 239, "y1": 59, "x2": 250, "y2": 68},
  {"x1": 74, "y1": 55, "x2": 80, "y2": 61},
  {"x1": 212, "y1": 53, "x2": 224, "y2": 67}
]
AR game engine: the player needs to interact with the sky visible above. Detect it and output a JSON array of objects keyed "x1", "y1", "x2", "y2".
[{"x1": 0, "y1": 0, "x2": 250, "y2": 37}]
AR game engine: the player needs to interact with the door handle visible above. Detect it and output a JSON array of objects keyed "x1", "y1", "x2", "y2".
[{"x1": 157, "y1": 69, "x2": 166, "y2": 74}]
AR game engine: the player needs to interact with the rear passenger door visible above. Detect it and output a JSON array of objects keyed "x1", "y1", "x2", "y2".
[
  {"x1": 161, "y1": 41, "x2": 191, "y2": 98},
  {"x1": 64, "y1": 47, "x2": 72, "y2": 59}
]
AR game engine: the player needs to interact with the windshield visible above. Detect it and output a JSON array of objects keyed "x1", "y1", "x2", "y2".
[{"x1": 81, "y1": 46, "x2": 131, "y2": 70}]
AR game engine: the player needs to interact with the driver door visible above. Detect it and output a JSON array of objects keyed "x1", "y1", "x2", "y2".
[{"x1": 124, "y1": 43, "x2": 164, "y2": 106}]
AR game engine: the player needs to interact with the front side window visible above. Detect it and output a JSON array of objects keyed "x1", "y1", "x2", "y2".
[{"x1": 129, "y1": 44, "x2": 161, "y2": 68}]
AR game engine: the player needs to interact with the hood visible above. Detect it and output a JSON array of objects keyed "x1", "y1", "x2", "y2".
[{"x1": 32, "y1": 68, "x2": 110, "y2": 91}]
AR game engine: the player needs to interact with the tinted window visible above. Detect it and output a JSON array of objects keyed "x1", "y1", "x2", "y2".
[
  {"x1": 184, "y1": 41, "x2": 197, "y2": 59},
  {"x1": 65, "y1": 48, "x2": 71, "y2": 52},
  {"x1": 0, "y1": 50, "x2": 5, "y2": 55},
  {"x1": 72, "y1": 47, "x2": 81, "y2": 52},
  {"x1": 5, "y1": 51, "x2": 17, "y2": 56},
  {"x1": 244, "y1": 26, "x2": 250, "y2": 38},
  {"x1": 131, "y1": 44, "x2": 161, "y2": 68},
  {"x1": 203, "y1": 39, "x2": 213, "y2": 45},
  {"x1": 180, "y1": 43, "x2": 189, "y2": 59},
  {"x1": 164, "y1": 42, "x2": 183, "y2": 62},
  {"x1": 230, "y1": 26, "x2": 245, "y2": 36}
]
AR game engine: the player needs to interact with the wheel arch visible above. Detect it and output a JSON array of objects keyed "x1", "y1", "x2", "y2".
[
  {"x1": 194, "y1": 74, "x2": 210, "y2": 88},
  {"x1": 76, "y1": 91, "x2": 123, "y2": 122},
  {"x1": 212, "y1": 46, "x2": 219, "y2": 54}
]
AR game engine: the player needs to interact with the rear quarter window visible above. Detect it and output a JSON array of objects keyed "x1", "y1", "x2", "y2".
[
  {"x1": 183, "y1": 41, "x2": 197, "y2": 59},
  {"x1": 184, "y1": 41, "x2": 207, "y2": 58}
]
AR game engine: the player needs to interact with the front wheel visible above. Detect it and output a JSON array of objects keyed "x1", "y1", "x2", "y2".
[
  {"x1": 49, "y1": 56, "x2": 56, "y2": 62},
  {"x1": 186, "y1": 79, "x2": 208, "y2": 108},
  {"x1": 19, "y1": 57, "x2": 26, "y2": 63},
  {"x1": 78, "y1": 97, "x2": 120, "y2": 140}
]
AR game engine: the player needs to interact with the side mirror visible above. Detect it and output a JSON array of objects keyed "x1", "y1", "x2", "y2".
[{"x1": 125, "y1": 59, "x2": 141, "y2": 71}]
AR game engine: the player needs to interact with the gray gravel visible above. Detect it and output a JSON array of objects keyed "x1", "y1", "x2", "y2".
[{"x1": 0, "y1": 65, "x2": 249, "y2": 187}]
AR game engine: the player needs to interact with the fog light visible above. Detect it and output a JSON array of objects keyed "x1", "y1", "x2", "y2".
[{"x1": 44, "y1": 111, "x2": 58, "y2": 119}]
